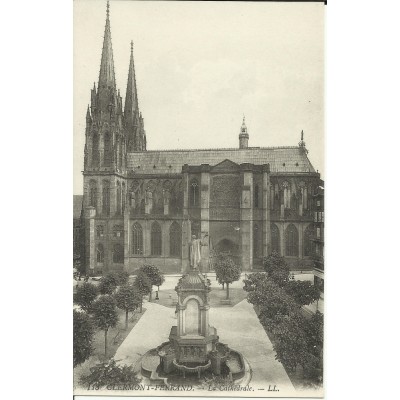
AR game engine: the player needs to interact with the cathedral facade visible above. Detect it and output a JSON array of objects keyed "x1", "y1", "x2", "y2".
[{"x1": 80, "y1": 3, "x2": 322, "y2": 275}]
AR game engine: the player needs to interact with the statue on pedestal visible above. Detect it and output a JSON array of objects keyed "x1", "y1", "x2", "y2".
[{"x1": 190, "y1": 233, "x2": 208, "y2": 270}]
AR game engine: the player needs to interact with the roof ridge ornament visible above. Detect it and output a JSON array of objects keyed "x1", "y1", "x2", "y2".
[{"x1": 298, "y1": 130, "x2": 308, "y2": 154}]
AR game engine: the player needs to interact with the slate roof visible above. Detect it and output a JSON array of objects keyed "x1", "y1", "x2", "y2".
[
  {"x1": 73, "y1": 195, "x2": 83, "y2": 219},
  {"x1": 127, "y1": 147, "x2": 315, "y2": 175}
]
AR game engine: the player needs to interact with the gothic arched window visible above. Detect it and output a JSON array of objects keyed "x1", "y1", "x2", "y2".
[
  {"x1": 189, "y1": 179, "x2": 199, "y2": 207},
  {"x1": 285, "y1": 224, "x2": 299, "y2": 257},
  {"x1": 151, "y1": 221, "x2": 162, "y2": 256},
  {"x1": 132, "y1": 223, "x2": 143, "y2": 255},
  {"x1": 304, "y1": 225, "x2": 314, "y2": 257},
  {"x1": 113, "y1": 243, "x2": 124, "y2": 263},
  {"x1": 271, "y1": 224, "x2": 280, "y2": 255},
  {"x1": 104, "y1": 132, "x2": 111, "y2": 167},
  {"x1": 96, "y1": 243, "x2": 104, "y2": 263},
  {"x1": 89, "y1": 180, "x2": 97, "y2": 209},
  {"x1": 92, "y1": 134, "x2": 99, "y2": 168},
  {"x1": 102, "y1": 180, "x2": 110, "y2": 216},
  {"x1": 170, "y1": 222, "x2": 181, "y2": 257},
  {"x1": 116, "y1": 181, "x2": 121, "y2": 215}
]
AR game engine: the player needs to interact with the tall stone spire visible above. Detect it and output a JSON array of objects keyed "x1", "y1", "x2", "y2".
[
  {"x1": 97, "y1": 1, "x2": 117, "y2": 113},
  {"x1": 124, "y1": 40, "x2": 146, "y2": 151},
  {"x1": 124, "y1": 40, "x2": 139, "y2": 129}
]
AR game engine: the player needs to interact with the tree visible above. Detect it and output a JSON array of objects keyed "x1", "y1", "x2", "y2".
[
  {"x1": 115, "y1": 271, "x2": 130, "y2": 286},
  {"x1": 80, "y1": 359, "x2": 141, "y2": 388},
  {"x1": 285, "y1": 280, "x2": 321, "y2": 306},
  {"x1": 98, "y1": 273, "x2": 119, "y2": 295},
  {"x1": 114, "y1": 284, "x2": 140, "y2": 330},
  {"x1": 74, "y1": 282, "x2": 98, "y2": 312},
  {"x1": 91, "y1": 295, "x2": 119, "y2": 357},
  {"x1": 263, "y1": 251, "x2": 290, "y2": 287},
  {"x1": 272, "y1": 314, "x2": 310, "y2": 372},
  {"x1": 214, "y1": 255, "x2": 241, "y2": 299},
  {"x1": 139, "y1": 265, "x2": 164, "y2": 301},
  {"x1": 73, "y1": 310, "x2": 94, "y2": 367},
  {"x1": 133, "y1": 271, "x2": 152, "y2": 312},
  {"x1": 243, "y1": 272, "x2": 267, "y2": 293}
]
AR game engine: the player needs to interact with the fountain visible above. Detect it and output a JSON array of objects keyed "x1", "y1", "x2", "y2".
[{"x1": 139, "y1": 237, "x2": 248, "y2": 386}]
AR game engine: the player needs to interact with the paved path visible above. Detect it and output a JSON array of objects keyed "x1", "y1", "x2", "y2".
[
  {"x1": 114, "y1": 301, "x2": 175, "y2": 368},
  {"x1": 210, "y1": 300, "x2": 294, "y2": 390}
]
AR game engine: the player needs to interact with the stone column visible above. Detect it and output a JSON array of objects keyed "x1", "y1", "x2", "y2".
[
  {"x1": 178, "y1": 304, "x2": 185, "y2": 335},
  {"x1": 281, "y1": 222, "x2": 285, "y2": 257},
  {"x1": 200, "y1": 164, "x2": 210, "y2": 271},
  {"x1": 240, "y1": 164, "x2": 253, "y2": 270},
  {"x1": 262, "y1": 164, "x2": 271, "y2": 257},
  {"x1": 182, "y1": 165, "x2": 189, "y2": 217},
  {"x1": 84, "y1": 206, "x2": 96, "y2": 274},
  {"x1": 299, "y1": 187, "x2": 304, "y2": 217}
]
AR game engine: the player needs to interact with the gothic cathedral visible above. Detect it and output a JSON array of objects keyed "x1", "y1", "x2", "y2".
[{"x1": 80, "y1": 2, "x2": 322, "y2": 275}]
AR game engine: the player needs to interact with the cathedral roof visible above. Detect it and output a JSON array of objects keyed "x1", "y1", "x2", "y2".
[{"x1": 127, "y1": 146, "x2": 315, "y2": 175}]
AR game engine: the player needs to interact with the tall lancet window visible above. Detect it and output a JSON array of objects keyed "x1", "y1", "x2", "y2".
[
  {"x1": 132, "y1": 223, "x2": 143, "y2": 255},
  {"x1": 104, "y1": 132, "x2": 111, "y2": 167},
  {"x1": 170, "y1": 222, "x2": 182, "y2": 257},
  {"x1": 190, "y1": 179, "x2": 199, "y2": 207},
  {"x1": 102, "y1": 180, "x2": 110, "y2": 216},
  {"x1": 285, "y1": 224, "x2": 299, "y2": 257},
  {"x1": 116, "y1": 181, "x2": 121, "y2": 215},
  {"x1": 92, "y1": 134, "x2": 99, "y2": 168},
  {"x1": 271, "y1": 224, "x2": 280, "y2": 255},
  {"x1": 89, "y1": 180, "x2": 97, "y2": 209},
  {"x1": 151, "y1": 221, "x2": 162, "y2": 256},
  {"x1": 122, "y1": 182, "x2": 126, "y2": 211}
]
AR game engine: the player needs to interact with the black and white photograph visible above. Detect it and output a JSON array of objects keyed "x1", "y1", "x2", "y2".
[{"x1": 73, "y1": 0, "x2": 324, "y2": 397}]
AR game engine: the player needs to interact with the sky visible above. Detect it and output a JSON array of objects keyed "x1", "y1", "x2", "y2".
[{"x1": 74, "y1": 0, "x2": 324, "y2": 194}]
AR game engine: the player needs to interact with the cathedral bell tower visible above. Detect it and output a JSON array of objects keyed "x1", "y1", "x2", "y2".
[{"x1": 84, "y1": 1, "x2": 126, "y2": 173}]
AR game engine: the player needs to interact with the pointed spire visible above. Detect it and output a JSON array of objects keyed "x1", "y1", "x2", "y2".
[
  {"x1": 299, "y1": 130, "x2": 307, "y2": 152},
  {"x1": 124, "y1": 40, "x2": 139, "y2": 128},
  {"x1": 97, "y1": 1, "x2": 116, "y2": 112},
  {"x1": 86, "y1": 105, "x2": 91, "y2": 122},
  {"x1": 239, "y1": 115, "x2": 249, "y2": 149}
]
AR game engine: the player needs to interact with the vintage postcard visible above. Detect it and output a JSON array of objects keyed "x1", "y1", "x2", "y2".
[{"x1": 73, "y1": 0, "x2": 325, "y2": 397}]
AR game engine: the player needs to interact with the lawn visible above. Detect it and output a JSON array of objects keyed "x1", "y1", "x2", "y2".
[{"x1": 73, "y1": 307, "x2": 146, "y2": 390}]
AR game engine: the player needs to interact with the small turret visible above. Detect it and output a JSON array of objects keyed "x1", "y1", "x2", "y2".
[
  {"x1": 239, "y1": 116, "x2": 249, "y2": 149},
  {"x1": 86, "y1": 105, "x2": 92, "y2": 123}
]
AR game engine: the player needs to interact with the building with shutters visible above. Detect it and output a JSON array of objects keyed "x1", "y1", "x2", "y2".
[{"x1": 79, "y1": 2, "x2": 323, "y2": 275}]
